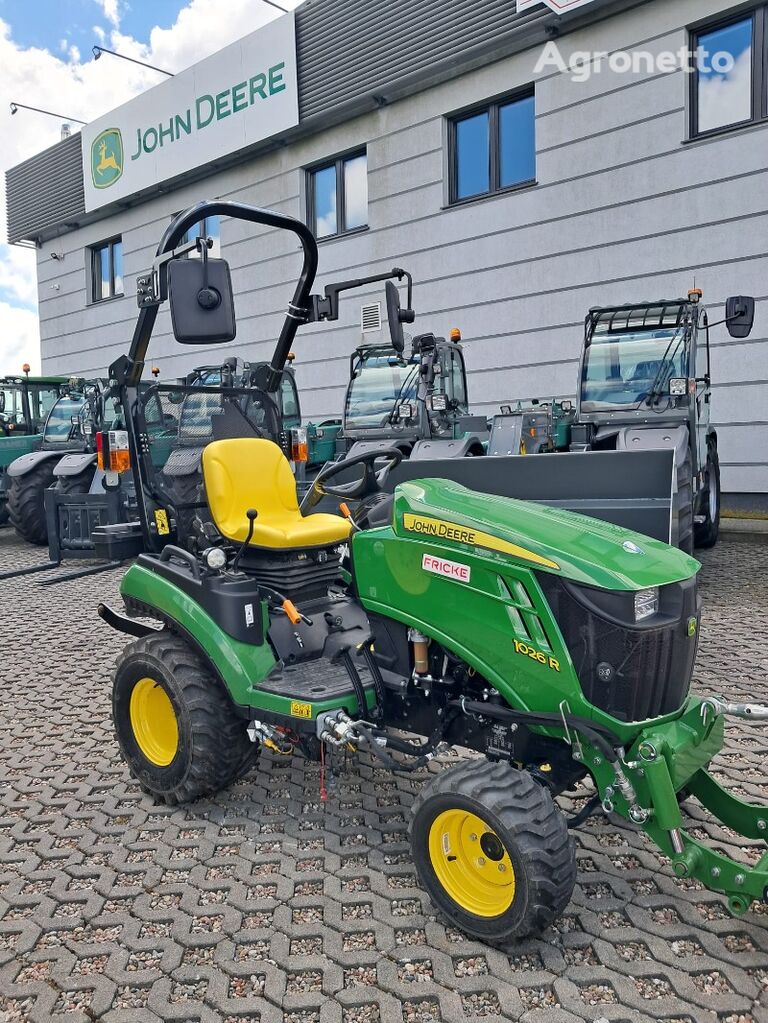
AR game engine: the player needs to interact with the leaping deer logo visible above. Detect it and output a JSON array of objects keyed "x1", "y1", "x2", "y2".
[
  {"x1": 91, "y1": 129, "x2": 123, "y2": 188},
  {"x1": 96, "y1": 139, "x2": 120, "y2": 175}
]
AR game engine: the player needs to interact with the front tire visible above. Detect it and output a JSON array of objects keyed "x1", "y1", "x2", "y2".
[
  {"x1": 8, "y1": 461, "x2": 55, "y2": 544},
  {"x1": 112, "y1": 631, "x2": 256, "y2": 804},
  {"x1": 695, "y1": 444, "x2": 720, "y2": 549},
  {"x1": 56, "y1": 467, "x2": 96, "y2": 495},
  {"x1": 673, "y1": 451, "x2": 694, "y2": 555},
  {"x1": 410, "y1": 760, "x2": 576, "y2": 942}
]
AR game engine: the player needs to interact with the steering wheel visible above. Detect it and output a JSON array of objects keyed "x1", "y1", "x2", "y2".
[{"x1": 303, "y1": 447, "x2": 404, "y2": 510}]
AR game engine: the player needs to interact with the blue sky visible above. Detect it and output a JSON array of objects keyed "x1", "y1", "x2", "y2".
[{"x1": 0, "y1": 0, "x2": 189, "y2": 54}]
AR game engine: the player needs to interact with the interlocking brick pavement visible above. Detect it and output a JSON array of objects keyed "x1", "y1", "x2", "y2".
[{"x1": 0, "y1": 527, "x2": 766, "y2": 1023}]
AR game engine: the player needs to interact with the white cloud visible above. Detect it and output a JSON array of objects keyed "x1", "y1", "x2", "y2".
[
  {"x1": 95, "y1": 0, "x2": 121, "y2": 29},
  {"x1": 0, "y1": 1, "x2": 303, "y2": 373}
]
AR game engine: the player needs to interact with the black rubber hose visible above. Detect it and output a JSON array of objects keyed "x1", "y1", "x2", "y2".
[{"x1": 449, "y1": 699, "x2": 621, "y2": 763}]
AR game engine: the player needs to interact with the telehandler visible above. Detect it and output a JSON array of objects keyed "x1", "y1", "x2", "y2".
[{"x1": 100, "y1": 201, "x2": 768, "y2": 943}]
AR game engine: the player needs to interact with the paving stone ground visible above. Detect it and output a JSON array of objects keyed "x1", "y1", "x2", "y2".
[{"x1": 0, "y1": 528, "x2": 766, "y2": 1023}]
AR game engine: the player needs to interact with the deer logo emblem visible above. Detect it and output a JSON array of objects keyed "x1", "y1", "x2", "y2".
[{"x1": 91, "y1": 128, "x2": 123, "y2": 188}]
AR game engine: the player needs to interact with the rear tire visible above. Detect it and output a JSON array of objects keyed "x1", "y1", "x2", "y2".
[
  {"x1": 8, "y1": 461, "x2": 55, "y2": 545},
  {"x1": 112, "y1": 631, "x2": 257, "y2": 804},
  {"x1": 0, "y1": 503, "x2": 8, "y2": 526},
  {"x1": 163, "y1": 473, "x2": 205, "y2": 551},
  {"x1": 694, "y1": 444, "x2": 720, "y2": 549},
  {"x1": 410, "y1": 760, "x2": 576, "y2": 942}
]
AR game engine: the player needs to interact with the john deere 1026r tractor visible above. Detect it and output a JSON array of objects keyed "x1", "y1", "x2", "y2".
[{"x1": 101, "y1": 202, "x2": 768, "y2": 943}]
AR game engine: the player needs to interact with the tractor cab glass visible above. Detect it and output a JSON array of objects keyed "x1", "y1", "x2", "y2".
[
  {"x1": 44, "y1": 396, "x2": 88, "y2": 441},
  {"x1": 0, "y1": 385, "x2": 22, "y2": 427},
  {"x1": 30, "y1": 385, "x2": 60, "y2": 430},
  {"x1": 280, "y1": 372, "x2": 300, "y2": 428},
  {"x1": 344, "y1": 351, "x2": 419, "y2": 429},
  {"x1": 581, "y1": 328, "x2": 688, "y2": 412}
]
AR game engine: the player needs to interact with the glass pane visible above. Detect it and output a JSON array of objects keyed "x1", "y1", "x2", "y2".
[
  {"x1": 500, "y1": 95, "x2": 536, "y2": 188},
  {"x1": 280, "y1": 374, "x2": 299, "y2": 420},
  {"x1": 450, "y1": 352, "x2": 467, "y2": 406},
  {"x1": 455, "y1": 112, "x2": 489, "y2": 200},
  {"x1": 205, "y1": 216, "x2": 220, "y2": 241},
  {"x1": 99, "y1": 246, "x2": 110, "y2": 300},
  {"x1": 697, "y1": 18, "x2": 752, "y2": 133},
  {"x1": 343, "y1": 153, "x2": 368, "y2": 230},
  {"x1": 112, "y1": 240, "x2": 123, "y2": 295},
  {"x1": 313, "y1": 164, "x2": 337, "y2": 238}
]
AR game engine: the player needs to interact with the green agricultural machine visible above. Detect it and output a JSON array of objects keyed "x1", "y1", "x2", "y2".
[
  {"x1": 486, "y1": 290, "x2": 754, "y2": 552},
  {"x1": 6, "y1": 378, "x2": 109, "y2": 544},
  {"x1": 0, "y1": 371, "x2": 64, "y2": 525},
  {"x1": 99, "y1": 201, "x2": 768, "y2": 942}
]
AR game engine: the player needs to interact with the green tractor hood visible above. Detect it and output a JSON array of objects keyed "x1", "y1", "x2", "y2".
[{"x1": 392, "y1": 479, "x2": 699, "y2": 591}]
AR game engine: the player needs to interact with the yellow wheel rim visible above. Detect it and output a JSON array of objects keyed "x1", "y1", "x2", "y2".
[
  {"x1": 428, "y1": 809, "x2": 515, "y2": 917},
  {"x1": 129, "y1": 677, "x2": 179, "y2": 767}
]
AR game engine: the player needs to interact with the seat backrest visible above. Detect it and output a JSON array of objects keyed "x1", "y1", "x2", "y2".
[{"x1": 202, "y1": 438, "x2": 298, "y2": 542}]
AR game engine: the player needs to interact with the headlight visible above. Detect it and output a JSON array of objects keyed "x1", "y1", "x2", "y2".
[
  {"x1": 204, "y1": 547, "x2": 227, "y2": 570},
  {"x1": 398, "y1": 402, "x2": 414, "y2": 419},
  {"x1": 669, "y1": 378, "x2": 687, "y2": 396},
  {"x1": 634, "y1": 587, "x2": 659, "y2": 621},
  {"x1": 430, "y1": 394, "x2": 447, "y2": 411}
]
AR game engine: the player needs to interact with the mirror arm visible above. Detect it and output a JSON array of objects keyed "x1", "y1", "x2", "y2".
[{"x1": 308, "y1": 267, "x2": 411, "y2": 323}]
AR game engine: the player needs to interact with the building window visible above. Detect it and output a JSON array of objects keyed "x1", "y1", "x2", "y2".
[
  {"x1": 178, "y1": 214, "x2": 221, "y2": 257},
  {"x1": 691, "y1": 9, "x2": 767, "y2": 137},
  {"x1": 90, "y1": 237, "x2": 123, "y2": 302},
  {"x1": 308, "y1": 150, "x2": 368, "y2": 239},
  {"x1": 449, "y1": 91, "x2": 535, "y2": 204}
]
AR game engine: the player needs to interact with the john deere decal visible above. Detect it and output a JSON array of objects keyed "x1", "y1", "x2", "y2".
[{"x1": 91, "y1": 129, "x2": 124, "y2": 189}]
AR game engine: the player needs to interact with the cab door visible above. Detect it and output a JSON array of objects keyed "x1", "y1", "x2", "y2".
[{"x1": 280, "y1": 371, "x2": 301, "y2": 429}]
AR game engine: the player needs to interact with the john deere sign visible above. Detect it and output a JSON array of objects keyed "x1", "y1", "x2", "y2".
[{"x1": 81, "y1": 14, "x2": 298, "y2": 211}]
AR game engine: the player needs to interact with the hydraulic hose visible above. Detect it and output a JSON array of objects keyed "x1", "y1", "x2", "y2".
[{"x1": 449, "y1": 699, "x2": 621, "y2": 763}]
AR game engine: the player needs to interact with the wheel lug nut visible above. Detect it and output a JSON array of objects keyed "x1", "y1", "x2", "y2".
[
  {"x1": 469, "y1": 834, "x2": 477, "y2": 841},
  {"x1": 477, "y1": 857, "x2": 486, "y2": 866},
  {"x1": 498, "y1": 863, "x2": 506, "y2": 873}
]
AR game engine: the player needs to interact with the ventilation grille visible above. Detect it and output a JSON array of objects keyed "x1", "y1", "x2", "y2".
[{"x1": 361, "y1": 302, "x2": 382, "y2": 333}]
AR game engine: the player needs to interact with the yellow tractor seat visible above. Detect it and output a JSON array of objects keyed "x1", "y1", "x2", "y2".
[{"x1": 202, "y1": 438, "x2": 351, "y2": 550}]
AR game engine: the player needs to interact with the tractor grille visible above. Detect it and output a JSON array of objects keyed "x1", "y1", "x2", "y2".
[{"x1": 537, "y1": 574, "x2": 699, "y2": 722}]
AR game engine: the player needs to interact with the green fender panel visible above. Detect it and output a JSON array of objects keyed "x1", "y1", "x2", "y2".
[{"x1": 120, "y1": 564, "x2": 276, "y2": 707}]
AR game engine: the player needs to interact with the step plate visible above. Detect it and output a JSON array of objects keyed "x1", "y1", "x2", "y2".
[{"x1": 261, "y1": 660, "x2": 373, "y2": 703}]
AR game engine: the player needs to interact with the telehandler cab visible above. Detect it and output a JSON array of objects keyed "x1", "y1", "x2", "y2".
[{"x1": 101, "y1": 201, "x2": 768, "y2": 943}]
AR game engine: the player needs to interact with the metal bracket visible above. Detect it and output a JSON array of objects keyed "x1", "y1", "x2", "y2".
[{"x1": 559, "y1": 700, "x2": 584, "y2": 761}]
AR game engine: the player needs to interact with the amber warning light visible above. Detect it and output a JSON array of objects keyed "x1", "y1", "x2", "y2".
[
  {"x1": 291, "y1": 427, "x2": 308, "y2": 463},
  {"x1": 97, "y1": 429, "x2": 131, "y2": 473}
]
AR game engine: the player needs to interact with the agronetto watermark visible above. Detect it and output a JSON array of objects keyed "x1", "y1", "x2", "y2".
[{"x1": 535, "y1": 41, "x2": 737, "y2": 83}]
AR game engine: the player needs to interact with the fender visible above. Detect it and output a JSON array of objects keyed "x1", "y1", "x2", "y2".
[
  {"x1": 52, "y1": 452, "x2": 97, "y2": 477},
  {"x1": 614, "y1": 424, "x2": 689, "y2": 469},
  {"x1": 119, "y1": 562, "x2": 277, "y2": 707},
  {"x1": 410, "y1": 436, "x2": 485, "y2": 459},
  {"x1": 7, "y1": 449, "x2": 63, "y2": 478}
]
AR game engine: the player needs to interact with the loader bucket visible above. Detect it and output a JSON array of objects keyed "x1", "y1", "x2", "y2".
[{"x1": 386, "y1": 448, "x2": 676, "y2": 544}]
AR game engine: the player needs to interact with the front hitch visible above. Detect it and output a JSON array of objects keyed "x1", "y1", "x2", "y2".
[{"x1": 628, "y1": 697, "x2": 768, "y2": 914}]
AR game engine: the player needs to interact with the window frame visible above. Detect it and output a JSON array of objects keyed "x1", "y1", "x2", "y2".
[
  {"x1": 89, "y1": 236, "x2": 123, "y2": 303},
  {"x1": 689, "y1": 6, "x2": 768, "y2": 140},
  {"x1": 176, "y1": 214, "x2": 221, "y2": 257},
  {"x1": 447, "y1": 87, "x2": 536, "y2": 206},
  {"x1": 307, "y1": 148, "x2": 368, "y2": 240}
]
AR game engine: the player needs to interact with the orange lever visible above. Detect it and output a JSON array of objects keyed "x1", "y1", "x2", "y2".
[
  {"x1": 282, "y1": 599, "x2": 302, "y2": 626},
  {"x1": 339, "y1": 502, "x2": 352, "y2": 520}
]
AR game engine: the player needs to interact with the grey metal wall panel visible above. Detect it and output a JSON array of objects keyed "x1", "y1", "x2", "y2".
[
  {"x1": 6, "y1": 133, "x2": 85, "y2": 244},
  {"x1": 296, "y1": 0, "x2": 548, "y2": 120}
]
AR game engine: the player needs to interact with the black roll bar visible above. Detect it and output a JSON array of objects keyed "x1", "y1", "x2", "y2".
[{"x1": 113, "y1": 200, "x2": 320, "y2": 392}]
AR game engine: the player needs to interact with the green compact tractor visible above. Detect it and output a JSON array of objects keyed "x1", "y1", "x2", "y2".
[
  {"x1": 101, "y1": 201, "x2": 768, "y2": 943},
  {"x1": 0, "y1": 372, "x2": 64, "y2": 525}
]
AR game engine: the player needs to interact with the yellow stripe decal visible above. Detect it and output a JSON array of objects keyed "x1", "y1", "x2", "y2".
[{"x1": 402, "y1": 513, "x2": 559, "y2": 570}]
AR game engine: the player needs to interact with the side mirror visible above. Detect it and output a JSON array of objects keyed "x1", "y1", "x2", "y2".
[
  {"x1": 168, "y1": 256, "x2": 236, "y2": 344},
  {"x1": 0, "y1": 393, "x2": 5, "y2": 414},
  {"x1": 385, "y1": 280, "x2": 415, "y2": 355},
  {"x1": 725, "y1": 295, "x2": 754, "y2": 338}
]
